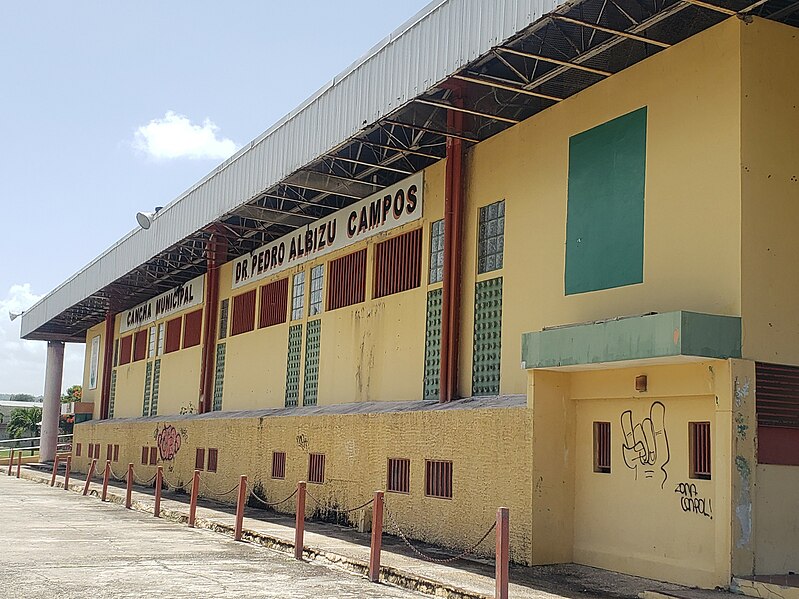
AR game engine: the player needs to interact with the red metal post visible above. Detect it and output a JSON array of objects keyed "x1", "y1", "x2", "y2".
[
  {"x1": 199, "y1": 229, "x2": 224, "y2": 414},
  {"x1": 50, "y1": 455, "x2": 60, "y2": 487},
  {"x1": 125, "y1": 463, "x2": 134, "y2": 509},
  {"x1": 369, "y1": 491, "x2": 385, "y2": 583},
  {"x1": 7, "y1": 449, "x2": 14, "y2": 476},
  {"x1": 16, "y1": 452, "x2": 22, "y2": 478},
  {"x1": 154, "y1": 466, "x2": 163, "y2": 517},
  {"x1": 64, "y1": 456, "x2": 72, "y2": 490},
  {"x1": 188, "y1": 469, "x2": 200, "y2": 527},
  {"x1": 83, "y1": 459, "x2": 97, "y2": 496},
  {"x1": 234, "y1": 475, "x2": 248, "y2": 541},
  {"x1": 99, "y1": 310, "x2": 115, "y2": 419},
  {"x1": 101, "y1": 460, "x2": 110, "y2": 501},
  {"x1": 294, "y1": 481, "x2": 306, "y2": 560},
  {"x1": 495, "y1": 507, "x2": 510, "y2": 599}
]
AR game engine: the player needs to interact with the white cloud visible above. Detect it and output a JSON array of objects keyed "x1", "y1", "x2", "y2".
[
  {"x1": 133, "y1": 111, "x2": 239, "y2": 160},
  {"x1": 0, "y1": 284, "x2": 84, "y2": 396}
]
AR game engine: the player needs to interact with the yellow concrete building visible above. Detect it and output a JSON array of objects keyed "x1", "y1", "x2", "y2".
[{"x1": 22, "y1": 1, "x2": 799, "y2": 592}]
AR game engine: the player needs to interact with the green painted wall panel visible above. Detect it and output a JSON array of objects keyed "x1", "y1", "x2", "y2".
[
  {"x1": 285, "y1": 324, "x2": 302, "y2": 407},
  {"x1": 150, "y1": 359, "x2": 161, "y2": 416},
  {"x1": 213, "y1": 343, "x2": 226, "y2": 412},
  {"x1": 472, "y1": 277, "x2": 503, "y2": 395},
  {"x1": 303, "y1": 320, "x2": 321, "y2": 406},
  {"x1": 142, "y1": 362, "x2": 153, "y2": 417},
  {"x1": 565, "y1": 107, "x2": 647, "y2": 295},
  {"x1": 108, "y1": 370, "x2": 117, "y2": 419},
  {"x1": 423, "y1": 288, "x2": 443, "y2": 400}
]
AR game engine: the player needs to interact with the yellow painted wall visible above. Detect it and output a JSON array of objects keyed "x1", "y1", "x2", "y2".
[
  {"x1": 72, "y1": 402, "x2": 533, "y2": 563},
  {"x1": 82, "y1": 321, "x2": 105, "y2": 410},
  {"x1": 740, "y1": 17, "x2": 799, "y2": 365},
  {"x1": 754, "y1": 464, "x2": 799, "y2": 574},
  {"x1": 459, "y1": 18, "x2": 743, "y2": 397}
]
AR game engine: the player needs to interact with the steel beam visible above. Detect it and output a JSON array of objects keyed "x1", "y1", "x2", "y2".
[{"x1": 550, "y1": 15, "x2": 671, "y2": 48}]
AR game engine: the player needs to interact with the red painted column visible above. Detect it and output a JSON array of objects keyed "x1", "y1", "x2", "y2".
[
  {"x1": 294, "y1": 481, "x2": 306, "y2": 560},
  {"x1": 154, "y1": 466, "x2": 163, "y2": 517},
  {"x1": 101, "y1": 460, "x2": 110, "y2": 501},
  {"x1": 50, "y1": 455, "x2": 60, "y2": 487},
  {"x1": 99, "y1": 311, "x2": 115, "y2": 420},
  {"x1": 495, "y1": 507, "x2": 510, "y2": 599},
  {"x1": 199, "y1": 229, "x2": 225, "y2": 414},
  {"x1": 369, "y1": 491, "x2": 384, "y2": 583},
  {"x1": 83, "y1": 459, "x2": 96, "y2": 495},
  {"x1": 125, "y1": 463, "x2": 134, "y2": 509},
  {"x1": 63, "y1": 456, "x2": 72, "y2": 490},
  {"x1": 234, "y1": 475, "x2": 248, "y2": 541},
  {"x1": 188, "y1": 469, "x2": 200, "y2": 527}
]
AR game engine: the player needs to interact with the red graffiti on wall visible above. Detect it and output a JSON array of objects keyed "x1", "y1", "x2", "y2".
[{"x1": 157, "y1": 425, "x2": 182, "y2": 461}]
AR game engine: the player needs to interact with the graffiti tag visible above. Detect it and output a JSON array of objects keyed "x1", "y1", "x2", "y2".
[
  {"x1": 156, "y1": 425, "x2": 182, "y2": 461},
  {"x1": 674, "y1": 482, "x2": 713, "y2": 519},
  {"x1": 296, "y1": 433, "x2": 309, "y2": 451},
  {"x1": 621, "y1": 401, "x2": 670, "y2": 489}
]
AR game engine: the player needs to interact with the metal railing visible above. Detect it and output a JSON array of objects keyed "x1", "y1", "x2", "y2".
[{"x1": 0, "y1": 434, "x2": 73, "y2": 458}]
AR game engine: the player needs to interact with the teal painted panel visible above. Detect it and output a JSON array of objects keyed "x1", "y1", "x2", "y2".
[
  {"x1": 423, "y1": 289, "x2": 443, "y2": 400},
  {"x1": 150, "y1": 359, "x2": 161, "y2": 416},
  {"x1": 565, "y1": 107, "x2": 647, "y2": 295},
  {"x1": 521, "y1": 311, "x2": 742, "y2": 369},
  {"x1": 142, "y1": 362, "x2": 153, "y2": 417},
  {"x1": 285, "y1": 324, "x2": 302, "y2": 407},
  {"x1": 108, "y1": 370, "x2": 117, "y2": 419},
  {"x1": 472, "y1": 277, "x2": 503, "y2": 395},
  {"x1": 303, "y1": 320, "x2": 321, "y2": 406},
  {"x1": 213, "y1": 343, "x2": 226, "y2": 412}
]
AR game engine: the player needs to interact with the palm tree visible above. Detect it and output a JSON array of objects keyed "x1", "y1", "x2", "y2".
[{"x1": 8, "y1": 407, "x2": 41, "y2": 439}]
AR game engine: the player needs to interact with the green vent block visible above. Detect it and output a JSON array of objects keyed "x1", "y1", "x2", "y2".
[
  {"x1": 423, "y1": 289, "x2": 443, "y2": 400},
  {"x1": 142, "y1": 361, "x2": 153, "y2": 417},
  {"x1": 303, "y1": 320, "x2": 321, "y2": 406},
  {"x1": 213, "y1": 343, "x2": 226, "y2": 412},
  {"x1": 150, "y1": 359, "x2": 161, "y2": 416},
  {"x1": 285, "y1": 324, "x2": 303, "y2": 407},
  {"x1": 108, "y1": 370, "x2": 117, "y2": 418},
  {"x1": 472, "y1": 277, "x2": 503, "y2": 396}
]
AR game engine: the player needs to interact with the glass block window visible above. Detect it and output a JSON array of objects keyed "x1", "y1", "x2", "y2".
[
  {"x1": 148, "y1": 326, "x2": 157, "y2": 359},
  {"x1": 150, "y1": 359, "x2": 161, "y2": 416},
  {"x1": 113, "y1": 338, "x2": 119, "y2": 367},
  {"x1": 142, "y1": 361, "x2": 153, "y2": 417},
  {"x1": 291, "y1": 272, "x2": 306, "y2": 320},
  {"x1": 157, "y1": 323, "x2": 165, "y2": 356},
  {"x1": 212, "y1": 343, "x2": 225, "y2": 412},
  {"x1": 218, "y1": 298, "x2": 229, "y2": 340},
  {"x1": 303, "y1": 320, "x2": 321, "y2": 406},
  {"x1": 309, "y1": 265, "x2": 324, "y2": 316},
  {"x1": 108, "y1": 370, "x2": 117, "y2": 419},
  {"x1": 477, "y1": 200, "x2": 505, "y2": 274},
  {"x1": 429, "y1": 219, "x2": 445, "y2": 284},
  {"x1": 285, "y1": 324, "x2": 303, "y2": 407},
  {"x1": 423, "y1": 289, "x2": 443, "y2": 401},
  {"x1": 472, "y1": 277, "x2": 503, "y2": 396}
]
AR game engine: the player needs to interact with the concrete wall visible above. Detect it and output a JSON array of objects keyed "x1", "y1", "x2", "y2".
[{"x1": 754, "y1": 464, "x2": 799, "y2": 574}]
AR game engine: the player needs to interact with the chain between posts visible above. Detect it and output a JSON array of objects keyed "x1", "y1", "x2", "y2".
[
  {"x1": 305, "y1": 488, "x2": 375, "y2": 514},
  {"x1": 245, "y1": 480, "x2": 298, "y2": 507},
  {"x1": 198, "y1": 477, "x2": 240, "y2": 499},
  {"x1": 383, "y1": 503, "x2": 496, "y2": 564},
  {"x1": 161, "y1": 474, "x2": 192, "y2": 492},
  {"x1": 134, "y1": 471, "x2": 158, "y2": 486}
]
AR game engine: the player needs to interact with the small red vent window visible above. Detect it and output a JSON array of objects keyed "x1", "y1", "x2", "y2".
[
  {"x1": 141, "y1": 447, "x2": 148, "y2": 465},
  {"x1": 195, "y1": 448, "x2": 206, "y2": 471},
  {"x1": 207, "y1": 448, "x2": 218, "y2": 473},
  {"x1": 259, "y1": 278, "x2": 289, "y2": 329},
  {"x1": 119, "y1": 335, "x2": 132, "y2": 365},
  {"x1": 232, "y1": 290, "x2": 256, "y2": 336},
  {"x1": 593, "y1": 422, "x2": 611, "y2": 473},
  {"x1": 690, "y1": 422, "x2": 712, "y2": 480},
  {"x1": 75, "y1": 443, "x2": 82, "y2": 457},
  {"x1": 113, "y1": 444, "x2": 120, "y2": 463},
  {"x1": 374, "y1": 229, "x2": 422, "y2": 299},
  {"x1": 308, "y1": 453, "x2": 326, "y2": 484},
  {"x1": 425, "y1": 460, "x2": 453, "y2": 499},
  {"x1": 387, "y1": 458, "x2": 411, "y2": 494},
  {"x1": 183, "y1": 309, "x2": 203, "y2": 349},
  {"x1": 133, "y1": 330, "x2": 148, "y2": 362},
  {"x1": 165, "y1": 317, "x2": 182, "y2": 354},
  {"x1": 149, "y1": 446, "x2": 158, "y2": 466},
  {"x1": 327, "y1": 249, "x2": 367, "y2": 311},
  {"x1": 272, "y1": 451, "x2": 286, "y2": 479},
  {"x1": 106, "y1": 444, "x2": 113, "y2": 462}
]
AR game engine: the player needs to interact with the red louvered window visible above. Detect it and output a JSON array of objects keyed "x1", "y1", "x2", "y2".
[
  {"x1": 106, "y1": 444, "x2": 113, "y2": 462},
  {"x1": 119, "y1": 335, "x2": 132, "y2": 365},
  {"x1": 690, "y1": 422, "x2": 711, "y2": 480},
  {"x1": 133, "y1": 330, "x2": 147, "y2": 362},
  {"x1": 113, "y1": 444, "x2": 120, "y2": 463},
  {"x1": 165, "y1": 317, "x2": 182, "y2": 353},
  {"x1": 272, "y1": 451, "x2": 286, "y2": 479},
  {"x1": 387, "y1": 458, "x2": 411, "y2": 494},
  {"x1": 424, "y1": 460, "x2": 453, "y2": 499},
  {"x1": 327, "y1": 249, "x2": 367, "y2": 311},
  {"x1": 231, "y1": 290, "x2": 256, "y2": 336},
  {"x1": 207, "y1": 448, "x2": 218, "y2": 473},
  {"x1": 374, "y1": 229, "x2": 422, "y2": 299},
  {"x1": 76, "y1": 443, "x2": 82, "y2": 457},
  {"x1": 149, "y1": 446, "x2": 158, "y2": 466},
  {"x1": 183, "y1": 308, "x2": 203, "y2": 348},
  {"x1": 195, "y1": 448, "x2": 206, "y2": 471},
  {"x1": 308, "y1": 453, "x2": 326, "y2": 484},
  {"x1": 259, "y1": 278, "x2": 289, "y2": 329},
  {"x1": 141, "y1": 446, "x2": 148, "y2": 465},
  {"x1": 593, "y1": 422, "x2": 611, "y2": 473}
]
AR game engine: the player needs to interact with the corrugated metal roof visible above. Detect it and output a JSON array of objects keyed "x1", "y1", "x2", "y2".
[{"x1": 20, "y1": 0, "x2": 562, "y2": 340}]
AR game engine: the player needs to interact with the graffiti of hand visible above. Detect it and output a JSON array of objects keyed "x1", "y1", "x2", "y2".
[{"x1": 621, "y1": 401, "x2": 670, "y2": 488}]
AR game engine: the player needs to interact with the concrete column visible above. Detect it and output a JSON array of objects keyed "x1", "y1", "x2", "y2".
[{"x1": 40, "y1": 341, "x2": 65, "y2": 463}]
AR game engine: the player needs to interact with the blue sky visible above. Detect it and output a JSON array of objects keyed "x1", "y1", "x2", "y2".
[{"x1": 0, "y1": 1, "x2": 433, "y2": 394}]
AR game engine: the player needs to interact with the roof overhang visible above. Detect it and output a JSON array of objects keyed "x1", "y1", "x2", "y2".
[{"x1": 20, "y1": 0, "x2": 799, "y2": 342}]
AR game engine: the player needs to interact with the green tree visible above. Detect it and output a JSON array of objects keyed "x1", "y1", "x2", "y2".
[
  {"x1": 9, "y1": 393, "x2": 36, "y2": 402},
  {"x1": 61, "y1": 385, "x2": 82, "y2": 403},
  {"x1": 7, "y1": 407, "x2": 42, "y2": 439}
]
